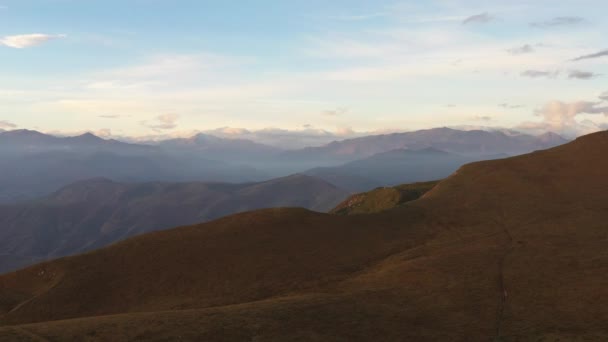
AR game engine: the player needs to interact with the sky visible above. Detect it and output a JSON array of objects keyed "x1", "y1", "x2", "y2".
[{"x1": 0, "y1": 0, "x2": 607, "y2": 141}]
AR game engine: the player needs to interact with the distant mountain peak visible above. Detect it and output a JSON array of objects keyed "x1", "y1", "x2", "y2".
[
  {"x1": 2, "y1": 129, "x2": 49, "y2": 137},
  {"x1": 70, "y1": 132, "x2": 105, "y2": 143}
]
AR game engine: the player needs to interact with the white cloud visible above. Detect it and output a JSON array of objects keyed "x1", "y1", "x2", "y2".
[
  {"x1": 142, "y1": 113, "x2": 180, "y2": 132},
  {"x1": 322, "y1": 108, "x2": 349, "y2": 117},
  {"x1": 0, "y1": 34, "x2": 66, "y2": 48},
  {"x1": 518, "y1": 101, "x2": 608, "y2": 137},
  {"x1": 0, "y1": 120, "x2": 17, "y2": 129}
]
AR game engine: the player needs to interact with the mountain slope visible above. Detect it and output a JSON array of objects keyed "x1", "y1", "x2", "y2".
[
  {"x1": 330, "y1": 181, "x2": 439, "y2": 215},
  {"x1": 0, "y1": 131, "x2": 606, "y2": 341},
  {"x1": 305, "y1": 147, "x2": 497, "y2": 192},
  {"x1": 0, "y1": 175, "x2": 349, "y2": 274}
]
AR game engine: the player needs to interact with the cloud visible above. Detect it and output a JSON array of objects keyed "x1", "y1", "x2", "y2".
[
  {"x1": 471, "y1": 116, "x2": 493, "y2": 122},
  {"x1": 507, "y1": 44, "x2": 535, "y2": 55},
  {"x1": 462, "y1": 12, "x2": 494, "y2": 25},
  {"x1": 600, "y1": 92, "x2": 608, "y2": 101},
  {"x1": 571, "y1": 49, "x2": 608, "y2": 62},
  {"x1": 0, "y1": 34, "x2": 66, "y2": 49},
  {"x1": 98, "y1": 114, "x2": 122, "y2": 119},
  {"x1": 521, "y1": 70, "x2": 560, "y2": 79},
  {"x1": 531, "y1": 17, "x2": 585, "y2": 28},
  {"x1": 567, "y1": 70, "x2": 601, "y2": 80},
  {"x1": 322, "y1": 108, "x2": 349, "y2": 116},
  {"x1": 0, "y1": 120, "x2": 17, "y2": 129},
  {"x1": 95, "y1": 128, "x2": 113, "y2": 138},
  {"x1": 142, "y1": 114, "x2": 180, "y2": 131},
  {"x1": 518, "y1": 101, "x2": 608, "y2": 137},
  {"x1": 499, "y1": 103, "x2": 524, "y2": 109}
]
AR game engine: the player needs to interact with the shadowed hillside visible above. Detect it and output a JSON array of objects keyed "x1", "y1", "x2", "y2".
[
  {"x1": 0, "y1": 131, "x2": 606, "y2": 341},
  {"x1": 0, "y1": 174, "x2": 349, "y2": 274}
]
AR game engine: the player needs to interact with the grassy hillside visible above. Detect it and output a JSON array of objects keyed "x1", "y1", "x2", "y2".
[
  {"x1": 330, "y1": 181, "x2": 439, "y2": 215},
  {"x1": 0, "y1": 131, "x2": 606, "y2": 341}
]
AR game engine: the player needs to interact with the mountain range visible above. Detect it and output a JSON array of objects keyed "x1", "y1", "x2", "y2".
[
  {"x1": 0, "y1": 128, "x2": 568, "y2": 202},
  {"x1": 0, "y1": 130, "x2": 269, "y2": 203},
  {"x1": 282, "y1": 127, "x2": 568, "y2": 162},
  {"x1": 0, "y1": 130, "x2": 605, "y2": 341},
  {"x1": 0, "y1": 174, "x2": 348, "y2": 274}
]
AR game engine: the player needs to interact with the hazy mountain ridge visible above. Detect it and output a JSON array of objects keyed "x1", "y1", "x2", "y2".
[
  {"x1": 282, "y1": 127, "x2": 568, "y2": 162},
  {"x1": 0, "y1": 130, "x2": 271, "y2": 203},
  {"x1": 156, "y1": 133, "x2": 283, "y2": 162},
  {"x1": 0, "y1": 129, "x2": 154, "y2": 155},
  {"x1": 305, "y1": 147, "x2": 503, "y2": 191},
  {"x1": 0, "y1": 127, "x2": 566, "y2": 203},
  {"x1": 0, "y1": 174, "x2": 349, "y2": 274}
]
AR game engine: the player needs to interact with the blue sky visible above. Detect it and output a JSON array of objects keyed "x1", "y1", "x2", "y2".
[{"x1": 0, "y1": 0, "x2": 607, "y2": 140}]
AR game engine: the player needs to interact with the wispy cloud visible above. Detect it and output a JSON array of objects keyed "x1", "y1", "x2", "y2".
[
  {"x1": 471, "y1": 115, "x2": 493, "y2": 122},
  {"x1": 521, "y1": 70, "x2": 560, "y2": 79},
  {"x1": 567, "y1": 70, "x2": 601, "y2": 80},
  {"x1": 507, "y1": 44, "x2": 535, "y2": 55},
  {"x1": 462, "y1": 12, "x2": 494, "y2": 25},
  {"x1": 0, "y1": 34, "x2": 66, "y2": 48},
  {"x1": 571, "y1": 49, "x2": 608, "y2": 61},
  {"x1": 600, "y1": 92, "x2": 608, "y2": 101},
  {"x1": 499, "y1": 103, "x2": 525, "y2": 109},
  {"x1": 322, "y1": 108, "x2": 349, "y2": 117},
  {"x1": 98, "y1": 114, "x2": 128, "y2": 119},
  {"x1": 0, "y1": 120, "x2": 17, "y2": 129},
  {"x1": 531, "y1": 17, "x2": 585, "y2": 28},
  {"x1": 142, "y1": 114, "x2": 180, "y2": 131}
]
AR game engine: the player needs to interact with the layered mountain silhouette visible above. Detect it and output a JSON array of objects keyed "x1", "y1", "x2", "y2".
[
  {"x1": 0, "y1": 128, "x2": 567, "y2": 202},
  {"x1": 305, "y1": 147, "x2": 504, "y2": 191},
  {"x1": 0, "y1": 131, "x2": 605, "y2": 341},
  {"x1": 0, "y1": 130, "x2": 268, "y2": 203},
  {"x1": 157, "y1": 133, "x2": 282, "y2": 161},
  {"x1": 0, "y1": 129, "x2": 153, "y2": 154},
  {"x1": 283, "y1": 127, "x2": 568, "y2": 162},
  {"x1": 0, "y1": 174, "x2": 348, "y2": 274}
]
